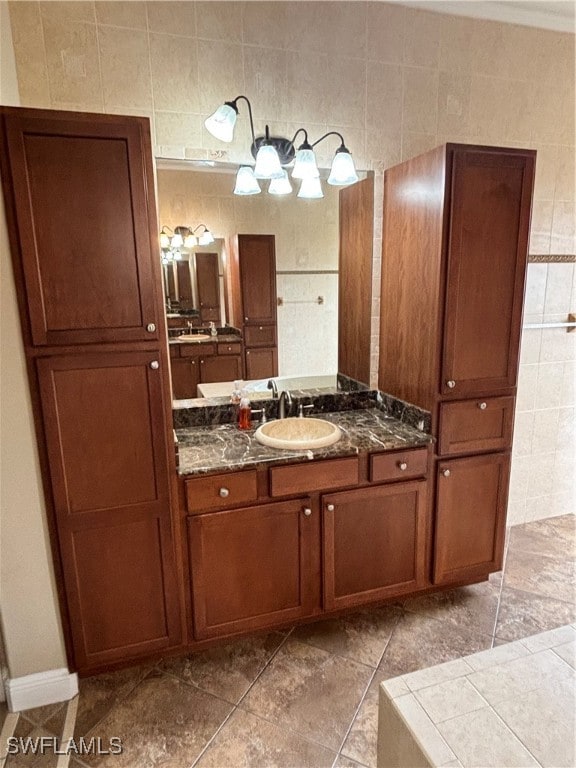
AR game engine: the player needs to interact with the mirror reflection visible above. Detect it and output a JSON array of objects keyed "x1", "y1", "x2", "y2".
[{"x1": 155, "y1": 159, "x2": 371, "y2": 400}]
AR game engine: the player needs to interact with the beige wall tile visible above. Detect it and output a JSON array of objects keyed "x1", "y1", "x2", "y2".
[
  {"x1": 244, "y1": 47, "x2": 289, "y2": 123},
  {"x1": 404, "y1": 8, "x2": 442, "y2": 69},
  {"x1": 556, "y1": 406, "x2": 576, "y2": 451},
  {"x1": 289, "y1": 2, "x2": 367, "y2": 59},
  {"x1": 155, "y1": 112, "x2": 203, "y2": 153},
  {"x1": 366, "y1": 2, "x2": 406, "y2": 64},
  {"x1": 555, "y1": 146, "x2": 576, "y2": 203},
  {"x1": 402, "y1": 132, "x2": 439, "y2": 162},
  {"x1": 551, "y1": 201, "x2": 576, "y2": 255},
  {"x1": 512, "y1": 411, "x2": 534, "y2": 456},
  {"x1": 284, "y1": 50, "x2": 330, "y2": 126},
  {"x1": 439, "y1": 14, "x2": 474, "y2": 74},
  {"x1": 367, "y1": 62, "x2": 402, "y2": 133},
  {"x1": 149, "y1": 32, "x2": 199, "y2": 112},
  {"x1": 519, "y1": 326, "x2": 542, "y2": 364},
  {"x1": 469, "y1": 18, "x2": 508, "y2": 79},
  {"x1": 323, "y1": 56, "x2": 366, "y2": 129},
  {"x1": 536, "y1": 360, "x2": 565, "y2": 409},
  {"x1": 8, "y1": 1, "x2": 51, "y2": 107},
  {"x1": 40, "y1": 1, "x2": 95, "y2": 24},
  {"x1": 146, "y1": 1, "x2": 196, "y2": 36},
  {"x1": 529, "y1": 199, "x2": 553, "y2": 254},
  {"x1": 95, "y1": 1, "x2": 147, "y2": 29},
  {"x1": 403, "y1": 67, "x2": 439, "y2": 134},
  {"x1": 516, "y1": 363, "x2": 538, "y2": 411},
  {"x1": 196, "y1": 1, "x2": 242, "y2": 42},
  {"x1": 437, "y1": 72, "x2": 472, "y2": 141},
  {"x1": 532, "y1": 144, "x2": 558, "y2": 201},
  {"x1": 545, "y1": 263, "x2": 575, "y2": 314},
  {"x1": 524, "y1": 263, "x2": 548, "y2": 315},
  {"x1": 43, "y1": 18, "x2": 102, "y2": 107},
  {"x1": 242, "y1": 1, "x2": 292, "y2": 51},
  {"x1": 197, "y1": 40, "x2": 244, "y2": 114},
  {"x1": 527, "y1": 450, "x2": 556, "y2": 497},
  {"x1": 99, "y1": 26, "x2": 152, "y2": 110}
]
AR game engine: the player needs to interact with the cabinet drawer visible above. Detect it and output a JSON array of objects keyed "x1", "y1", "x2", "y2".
[
  {"x1": 438, "y1": 397, "x2": 514, "y2": 456},
  {"x1": 169, "y1": 344, "x2": 180, "y2": 358},
  {"x1": 244, "y1": 324, "x2": 276, "y2": 347},
  {"x1": 180, "y1": 343, "x2": 216, "y2": 358},
  {"x1": 370, "y1": 448, "x2": 428, "y2": 483},
  {"x1": 218, "y1": 342, "x2": 242, "y2": 356},
  {"x1": 270, "y1": 457, "x2": 359, "y2": 498},
  {"x1": 185, "y1": 470, "x2": 258, "y2": 513}
]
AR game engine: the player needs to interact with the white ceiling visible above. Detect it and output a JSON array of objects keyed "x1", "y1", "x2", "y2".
[{"x1": 400, "y1": 1, "x2": 575, "y2": 32}]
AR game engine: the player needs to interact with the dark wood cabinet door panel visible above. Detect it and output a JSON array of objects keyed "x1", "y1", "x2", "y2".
[
  {"x1": 171, "y1": 357, "x2": 199, "y2": 399},
  {"x1": 238, "y1": 235, "x2": 277, "y2": 324},
  {"x1": 36, "y1": 351, "x2": 180, "y2": 667},
  {"x1": 188, "y1": 498, "x2": 317, "y2": 639},
  {"x1": 200, "y1": 354, "x2": 242, "y2": 383},
  {"x1": 323, "y1": 481, "x2": 428, "y2": 610},
  {"x1": 1, "y1": 110, "x2": 160, "y2": 345},
  {"x1": 438, "y1": 396, "x2": 515, "y2": 456},
  {"x1": 441, "y1": 149, "x2": 534, "y2": 396},
  {"x1": 245, "y1": 347, "x2": 277, "y2": 379},
  {"x1": 196, "y1": 252, "x2": 220, "y2": 312},
  {"x1": 434, "y1": 452, "x2": 510, "y2": 585},
  {"x1": 243, "y1": 324, "x2": 276, "y2": 347}
]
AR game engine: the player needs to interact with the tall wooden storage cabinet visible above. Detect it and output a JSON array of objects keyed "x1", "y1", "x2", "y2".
[
  {"x1": 379, "y1": 144, "x2": 535, "y2": 586},
  {"x1": 0, "y1": 107, "x2": 181, "y2": 672},
  {"x1": 226, "y1": 234, "x2": 278, "y2": 379}
]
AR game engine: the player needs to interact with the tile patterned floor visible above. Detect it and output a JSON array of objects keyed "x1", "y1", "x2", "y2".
[{"x1": 2, "y1": 514, "x2": 574, "y2": 768}]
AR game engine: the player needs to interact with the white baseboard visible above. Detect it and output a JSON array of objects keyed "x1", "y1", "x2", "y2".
[{"x1": 5, "y1": 667, "x2": 78, "y2": 712}]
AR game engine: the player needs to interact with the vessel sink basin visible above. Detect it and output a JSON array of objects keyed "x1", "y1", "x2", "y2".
[
  {"x1": 178, "y1": 334, "x2": 212, "y2": 342},
  {"x1": 255, "y1": 417, "x2": 341, "y2": 450}
]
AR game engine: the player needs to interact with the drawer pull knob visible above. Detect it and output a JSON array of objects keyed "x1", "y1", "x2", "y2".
[
  {"x1": 219, "y1": 487, "x2": 230, "y2": 498},
  {"x1": 259, "y1": 326, "x2": 263, "y2": 330},
  {"x1": 442, "y1": 469, "x2": 451, "y2": 478},
  {"x1": 303, "y1": 507, "x2": 312, "y2": 517},
  {"x1": 478, "y1": 402, "x2": 487, "y2": 410},
  {"x1": 446, "y1": 380, "x2": 456, "y2": 389},
  {"x1": 398, "y1": 462, "x2": 408, "y2": 471},
  {"x1": 146, "y1": 323, "x2": 156, "y2": 332},
  {"x1": 149, "y1": 360, "x2": 159, "y2": 370},
  {"x1": 326, "y1": 503, "x2": 335, "y2": 512}
]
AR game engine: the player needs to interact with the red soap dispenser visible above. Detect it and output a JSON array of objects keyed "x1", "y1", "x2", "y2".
[{"x1": 238, "y1": 390, "x2": 252, "y2": 430}]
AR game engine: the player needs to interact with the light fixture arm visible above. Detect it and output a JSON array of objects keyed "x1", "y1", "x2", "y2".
[
  {"x1": 228, "y1": 95, "x2": 256, "y2": 145},
  {"x1": 290, "y1": 127, "x2": 310, "y2": 149},
  {"x1": 311, "y1": 130, "x2": 348, "y2": 151}
]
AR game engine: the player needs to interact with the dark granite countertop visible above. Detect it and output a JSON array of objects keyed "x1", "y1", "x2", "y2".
[
  {"x1": 176, "y1": 407, "x2": 432, "y2": 476},
  {"x1": 169, "y1": 334, "x2": 241, "y2": 345}
]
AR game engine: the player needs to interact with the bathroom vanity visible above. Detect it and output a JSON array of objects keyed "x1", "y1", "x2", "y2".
[{"x1": 0, "y1": 106, "x2": 534, "y2": 676}]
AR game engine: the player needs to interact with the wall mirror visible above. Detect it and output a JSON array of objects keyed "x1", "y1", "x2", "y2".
[{"x1": 155, "y1": 158, "x2": 373, "y2": 397}]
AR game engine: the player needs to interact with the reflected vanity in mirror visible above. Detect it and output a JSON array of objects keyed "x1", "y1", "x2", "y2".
[{"x1": 155, "y1": 158, "x2": 374, "y2": 401}]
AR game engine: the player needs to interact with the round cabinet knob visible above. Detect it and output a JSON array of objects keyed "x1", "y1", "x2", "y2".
[
  {"x1": 446, "y1": 380, "x2": 456, "y2": 389},
  {"x1": 227, "y1": 346, "x2": 232, "y2": 351},
  {"x1": 326, "y1": 503, "x2": 335, "y2": 512},
  {"x1": 478, "y1": 402, "x2": 487, "y2": 410},
  {"x1": 146, "y1": 323, "x2": 156, "y2": 333},
  {"x1": 149, "y1": 360, "x2": 159, "y2": 370},
  {"x1": 244, "y1": 316, "x2": 249, "y2": 321},
  {"x1": 442, "y1": 469, "x2": 451, "y2": 478},
  {"x1": 200, "y1": 359, "x2": 204, "y2": 364},
  {"x1": 191, "y1": 360, "x2": 196, "y2": 365},
  {"x1": 303, "y1": 507, "x2": 312, "y2": 517},
  {"x1": 259, "y1": 326, "x2": 263, "y2": 330},
  {"x1": 219, "y1": 487, "x2": 229, "y2": 498},
  {"x1": 247, "y1": 351, "x2": 250, "y2": 355},
  {"x1": 398, "y1": 462, "x2": 408, "y2": 471}
]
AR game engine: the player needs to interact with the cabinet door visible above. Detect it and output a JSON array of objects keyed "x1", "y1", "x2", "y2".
[
  {"x1": 238, "y1": 235, "x2": 277, "y2": 324},
  {"x1": 434, "y1": 452, "x2": 510, "y2": 585},
  {"x1": 37, "y1": 351, "x2": 181, "y2": 670},
  {"x1": 245, "y1": 347, "x2": 278, "y2": 379},
  {"x1": 323, "y1": 481, "x2": 428, "y2": 611},
  {"x1": 196, "y1": 252, "x2": 220, "y2": 322},
  {"x1": 441, "y1": 148, "x2": 534, "y2": 396},
  {"x1": 188, "y1": 498, "x2": 318, "y2": 639},
  {"x1": 1, "y1": 110, "x2": 161, "y2": 346},
  {"x1": 171, "y1": 357, "x2": 200, "y2": 399},
  {"x1": 200, "y1": 354, "x2": 243, "y2": 383}
]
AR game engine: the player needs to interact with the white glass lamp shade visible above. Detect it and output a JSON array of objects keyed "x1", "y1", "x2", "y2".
[
  {"x1": 204, "y1": 103, "x2": 237, "y2": 142},
  {"x1": 165, "y1": 250, "x2": 174, "y2": 261},
  {"x1": 171, "y1": 232, "x2": 184, "y2": 248},
  {"x1": 234, "y1": 166, "x2": 261, "y2": 195},
  {"x1": 292, "y1": 148, "x2": 319, "y2": 180},
  {"x1": 297, "y1": 176, "x2": 324, "y2": 199},
  {"x1": 184, "y1": 233, "x2": 197, "y2": 248},
  {"x1": 327, "y1": 149, "x2": 359, "y2": 186},
  {"x1": 269, "y1": 170, "x2": 292, "y2": 195},
  {"x1": 161, "y1": 255, "x2": 169, "y2": 265},
  {"x1": 254, "y1": 144, "x2": 284, "y2": 179},
  {"x1": 199, "y1": 229, "x2": 215, "y2": 245},
  {"x1": 173, "y1": 250, "x2": 182, "y2": 261},
  {"x1": 160, "y1": 231, "x2": 170, "y2": 248}
]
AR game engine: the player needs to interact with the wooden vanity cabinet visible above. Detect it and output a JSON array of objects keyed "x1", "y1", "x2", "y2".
[
  {"x1": 195, "y1": 252, "x2": 220, "y2": 323},
  {"x1": 187, "y1": 497, "x2": 319, "y2": 639},
  {"x1": 379, "y1": 143, "x2": 535, "y2": 588},
  {"x1": 171, "y1": 356, "x2": 200, "y2": 400},
  {"x1": 170, "y1": 340, "x2": 244, "y2": 398}
]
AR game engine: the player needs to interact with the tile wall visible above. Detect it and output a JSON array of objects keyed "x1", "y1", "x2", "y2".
[{"x1": 7, "y1": 0, "x2": 575, "y2": 521}]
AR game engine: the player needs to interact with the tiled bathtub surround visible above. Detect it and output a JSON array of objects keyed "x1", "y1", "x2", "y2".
[{"x1": 510, "y1": 261, "x2": 576, "y2": 525}]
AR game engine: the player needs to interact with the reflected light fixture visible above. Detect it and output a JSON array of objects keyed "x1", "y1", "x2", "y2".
[
  {"x1": 204, "y1": 95, "x2": 359, "y2": 197},
  {"x1": 269, "y1": 170, "x2": 293, "y2": 196},
  {"x1": 159, "y1": 224, "x2": 215, "y2": 260},
  {"x1": 298, "y1": 176, "x2": 324, "y2": 199}
]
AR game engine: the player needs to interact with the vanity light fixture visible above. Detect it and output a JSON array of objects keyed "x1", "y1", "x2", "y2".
[
  {"x1": 204, "y1": 95, "x2": 359, "y2": 197},
  {"x1": 159, "y1": 224, "x2": 215, "y2": 261},
  {"x1": 268, "y1": 170, "x2": 293, "y2": 196}
]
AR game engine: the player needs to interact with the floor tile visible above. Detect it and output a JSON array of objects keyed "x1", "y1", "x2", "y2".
[
  {"x1": 377, "y1": 611, "x2": 492, "y2": 679},
  {"x1": 340, "y1": 672, "x2": 383, "y2": 767},
  {"x1": 552, "y1": 639, "x2": 576, "y2": 668},
  {"x1": 80, "y1": 669, "x2": 233, "y2": 767},
  {"x1": 195, "y1": 707, "x2": 336, "y2": 768},
  {"x1": 504, "y1": 547, "x2": 576, "y2": 604},
  {"x1": 495, "y1": 585, "x2": 576, "y2": 642},
  {"x1": 507, "y1": 515, "x2": 576, "y2": 559},
  {"x1": 291, "y1": 605, "x2": 401, "y2": 668},
  {"x1": 240, "y1": 638, "x2": 373, "y2": 752},
  {"x1": 20, "y1": 702, "x2": 66, "y2": 728},
  {"x1": 5, "y1": 718, "x2": 57, "y2": 768},
  {"x1": 44, "y1": 663, "x2": 152, "y2": 738},
  {"x1": 333, "y1": 755, "x2": 368, "y2": 767},
  {"x1": 403, "y1": 580, "x2": 500, "y2": 640},
  {"x1": 158, "y1": 632, "x2": 285, "y2": 704}
]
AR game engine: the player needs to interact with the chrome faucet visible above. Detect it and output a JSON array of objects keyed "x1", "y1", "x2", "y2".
[
  {"x1": 267, "y1": 379, "x2": 278, "y2": 399},
  {"x1": 278, "y1": 390, "x2": 292, "y2": 419}
]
